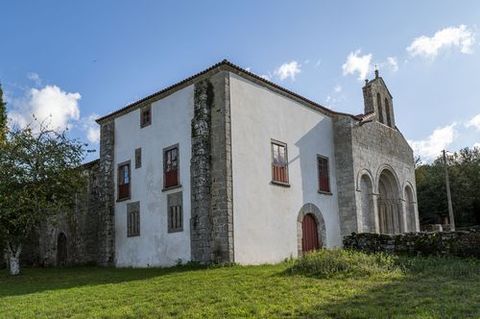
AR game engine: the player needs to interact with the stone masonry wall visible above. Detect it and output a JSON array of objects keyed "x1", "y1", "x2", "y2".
[
  {"x1": 344, "y1": 230, "x2": 480, "y2": 258},
  {"x1": 333, "y1": 116, "x2": 358, "y2": 237},
  {"x1": 190, "y1": 78, "x2": 213, "y2": 263},
  {"x1": 334, "y1": 114, "x2": 418, "y2": 237},
  {"x1": 190, "y1": 72, "x2": 234, "y2": 264},
  {"x1": 97, "y1": 120, "x2": 115, "y2": 266},
  {"x1": 209, "y1": 71, "x2": 234, "y2": 263}
]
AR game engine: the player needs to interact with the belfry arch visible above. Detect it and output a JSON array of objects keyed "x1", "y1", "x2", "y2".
[{"x1": 377, "y1": 169, "x2": 403, "y2": 234}]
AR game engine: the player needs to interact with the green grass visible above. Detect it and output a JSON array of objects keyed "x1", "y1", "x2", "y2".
[{"x1": 1, "y1": 251, "x2": 480, "y2": 318}]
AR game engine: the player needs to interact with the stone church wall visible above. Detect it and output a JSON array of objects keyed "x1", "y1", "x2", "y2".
[{"x1": 334, "y1": 115, "x2": 418, "y2": 237}]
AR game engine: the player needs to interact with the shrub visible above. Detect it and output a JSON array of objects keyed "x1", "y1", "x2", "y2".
[
  {"x1": 397, "y1": 256, "x2": 480, "y2": 279},
  {"x1": 287, "y1": 249, "x2": 401, "y2": 278}
]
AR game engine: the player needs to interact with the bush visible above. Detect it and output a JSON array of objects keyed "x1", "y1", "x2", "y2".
[
  {"x1": 397, "y1": 255, "x2": 480, "y2": 279},
  {"x1": 287, "y1": 249, "x2": 401, "y2": 278}
]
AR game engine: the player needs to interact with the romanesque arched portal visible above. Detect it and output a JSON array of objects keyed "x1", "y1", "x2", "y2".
[{"x1": 377, "y1": 169, "x2": 402, "y2": 234}]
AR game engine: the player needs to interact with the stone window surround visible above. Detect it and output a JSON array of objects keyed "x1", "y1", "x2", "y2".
[
  {"x1": 270, "y1": 139, "x2": 290, "y2": 187},
  {"x1": 317, "y1": 154, "x2": 332, "y2": 195},
  {"x1": 117, "y1": 160, "x2": 131, "y2": 202},
  {"x1": 140, "y1": 105, "x2": 152, "y2": 128},
  {"x1": 167, "y1": 191, "x2": 183, "y2": 233},
  {"x1": 135, "y1": 147, "x2": 142, "y2": 169},
  {"x1": 162, "y1": 143, "x2": 181, "y2": 191},
  {"x1": 127, "y1": 201, "x2": 140, "y2": 237}
]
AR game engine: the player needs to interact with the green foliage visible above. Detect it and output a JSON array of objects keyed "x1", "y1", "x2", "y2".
[
  {"x1": 0, "y1": 83, "x2": 7, "y2": 143},
  {"x1": 287, "y1": 249, "x2": 401, "y2": 278},
  {"x1": 0, "y1": 122, "x2": 86, "y2": 271},
  {"x1": 416, "y1": 147, "x2": 480, "y2": 226}
]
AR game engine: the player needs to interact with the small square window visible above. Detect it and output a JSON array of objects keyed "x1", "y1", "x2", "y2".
[
  {"x1": 127, "y1": 201, "x2": 140, "y2": 237},
  {"x1": 135, "y1": 148, "x2": 142, "y2": 169},
  {"x1": 140, "y1": 106, "x2": 151, "y2": 127},
  {"x1": 271, "y1": 140, "x2": 289, "y2": 184},
  {"x1": 317, "y1": 156, "x2": 330, "y2": 193}
]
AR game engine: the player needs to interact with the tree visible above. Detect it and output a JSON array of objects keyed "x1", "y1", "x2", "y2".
[
  {"x1": 0, "y1": 123, "x2": 86, "y2": 275},
  {"x1": 416, "y1": 147, "x2": 480, "y2": 228},
  {"x1": 0, "y1": 83, "x2": 7, "y2": 143}
]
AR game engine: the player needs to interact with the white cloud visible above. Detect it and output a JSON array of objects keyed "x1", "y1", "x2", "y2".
[
  {"x1": 82, "y1": 114, "x2": 100, "y2": 144},
  {"x1": 407, "y1": 25, "x2": 475, "y2": 58},
  {"x1": 342, "y1": 50, "x2": 372, "y2": 80},
  {"x1": 408, "y1": 123, "x2": 457, "y2": 160},
  {"x1": 466, "y1": 113, "x2": 480, "y2": 131},
  {"x1": 27, "y1": 72, "x2": 42, "y2": 86},
  {"x1": 386, "y1": 56, "x2": 399, "y2": 72},
  {"x1": 274, "y1": 61, "x2": 301, "y2": 81},
  {"x1": 334, "y1": 85, "x2": 342, "y2": 93},
  {"x1": 9, "y1": 85, "x2": 81, "y2": 132}
]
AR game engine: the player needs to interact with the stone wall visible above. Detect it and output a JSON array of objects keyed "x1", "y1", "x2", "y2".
[
  {"x1": 97, "y1": 120, "x2": 115, "y2": 266},
  {"x1": 344, "y1": 231, "x2": 480, "y2": 258},
  {"x1": 333, "y1": 112, "x2": 418, "y2": 237},
  {"x1": 333, "y1": 116, "x2": 358, "y2": 237},
  {"x1": 190, "y1": 72, "x2": 234, "y2": 264}
]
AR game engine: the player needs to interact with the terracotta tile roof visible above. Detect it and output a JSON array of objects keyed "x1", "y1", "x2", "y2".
[{"x1": 96, "y1": 59, "x2": 362, "y2": 124}]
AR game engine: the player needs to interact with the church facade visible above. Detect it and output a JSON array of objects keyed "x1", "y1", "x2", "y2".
[{"x1": 33, "y1": 60, "x2": 419, "y2": 267}]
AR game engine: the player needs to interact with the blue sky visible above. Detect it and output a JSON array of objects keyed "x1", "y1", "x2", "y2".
[{"x1": 1, "y1": 1, "x2": 479, "y2": 162}]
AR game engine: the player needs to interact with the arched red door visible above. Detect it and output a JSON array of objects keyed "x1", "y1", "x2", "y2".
[{"x1": 302, "y1": 214, "x2": 319, "y2": 253}]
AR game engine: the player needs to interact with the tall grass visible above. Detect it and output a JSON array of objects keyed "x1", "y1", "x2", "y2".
[
  {"x1": 287, "y1": 249, "x2": 480, "y2": 279},
  {"x1": 287, "y1": 249, "x2": 401, "y2": 278}
]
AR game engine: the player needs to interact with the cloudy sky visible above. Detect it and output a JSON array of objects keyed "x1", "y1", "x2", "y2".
[{"x1": 1, "y1": 1, "x2": 479, "y2": 162}]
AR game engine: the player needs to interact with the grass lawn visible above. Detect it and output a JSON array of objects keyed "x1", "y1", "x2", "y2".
[{"x1": 1, "y1": 252, "x2": 480, "y2": 318}]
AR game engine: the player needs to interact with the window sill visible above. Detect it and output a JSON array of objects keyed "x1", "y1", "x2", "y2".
[
  {"x1": 162, "y1": 184, "x2": 182, "y2": 192},
  {"x1": 271, "y1": 181, "x2": 291, "y2": 188},
  {"x1": 318, "y1": 190, "x2": 333, "y2": 195},
  {"x1": 168, "y1": 228, "x2": 184, "y2": 233},
  {"x1": 117, "y1": 196, "x2": 131, "y2": 202}
]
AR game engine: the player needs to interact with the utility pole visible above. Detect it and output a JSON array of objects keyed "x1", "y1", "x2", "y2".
[{"x1": 442, "y1": 150, "x2": 455, "y2": 231}]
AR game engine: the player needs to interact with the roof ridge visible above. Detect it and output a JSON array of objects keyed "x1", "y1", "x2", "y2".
[{"x1": 96, "y1": 59, "x2": 361, "y2": 123}]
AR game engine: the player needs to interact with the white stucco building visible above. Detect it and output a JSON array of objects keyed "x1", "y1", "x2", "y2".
[{"x1": 93, "y1": 60, "x2": 419, "y2": 267}]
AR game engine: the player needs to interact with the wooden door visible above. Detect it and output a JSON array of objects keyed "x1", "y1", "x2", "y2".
[{"x1": 302, "y1": 214, "x2": 319, "y2": 253}]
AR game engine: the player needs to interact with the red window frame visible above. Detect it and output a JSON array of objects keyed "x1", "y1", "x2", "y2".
[
  {"x1": 271, "y1": 140, "x2": 289, "y2": 184},
  {"x1": 317, "y1": 155, "x2": 330, "y2": 193},
  {"x1": 164, "y1": 145, "x2": 179, "y2": 189},
  {"x1": 118, "y1": 162, "x2": 131, "y2": 200}
]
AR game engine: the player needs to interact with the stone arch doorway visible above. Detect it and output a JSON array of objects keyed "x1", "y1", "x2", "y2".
[
  {"x1": 302, "y1": 214, "x2": 319, "y2": 252},
  {"x1": 297, "y1": 203, "x2": 326, "y2": 256},
  {"x1": 359, "y1": 174, "x2": 375, "y2": 232},
  {"x1": 57, "y1": 232, "x2": 67, "y2": 266},
  {"x1": 378, "y1": 169, "x2": 402, "y2": 234},
  {"x1": 404, "y1": 185, "x2": 416, "y2": 232}
]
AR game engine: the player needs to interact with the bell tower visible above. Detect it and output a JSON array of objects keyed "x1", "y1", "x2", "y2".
[{"x1": 362, "y1": 69, "x2": 395, "y2": 128}]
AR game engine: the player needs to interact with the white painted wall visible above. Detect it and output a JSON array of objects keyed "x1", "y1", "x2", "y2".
[
  {"x1": 229, "y1": 74, "x2": 342, "y2": 265},
  {"x1": 114, "y1": 85, "x2": 194, "y2": 267}
]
